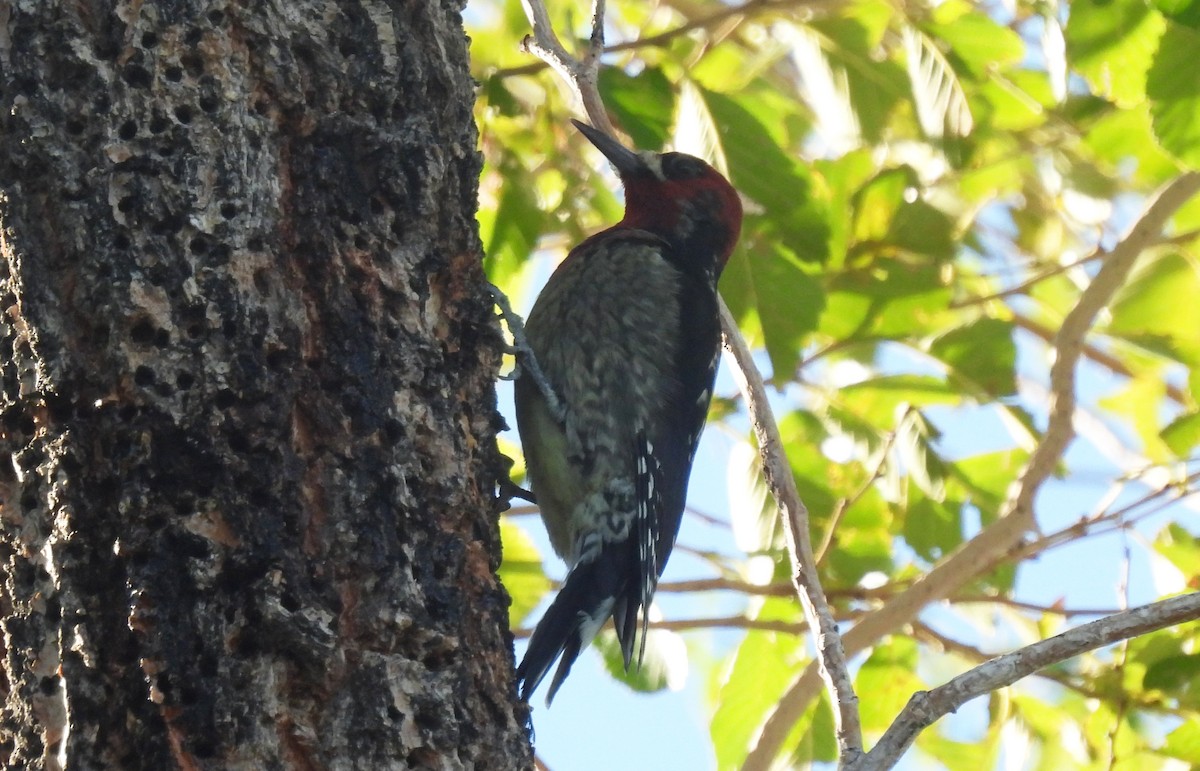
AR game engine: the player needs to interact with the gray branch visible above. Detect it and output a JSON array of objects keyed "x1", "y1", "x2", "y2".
[
  {"x1": 719, "y1": 299, "x2": 864, "y2": 763},
  {"x1": 850, "y1": 592, "x2": 1200, "y2": 769}
]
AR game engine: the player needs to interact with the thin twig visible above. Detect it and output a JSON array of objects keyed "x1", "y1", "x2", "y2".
[
  {"x1": 1011, "y1": 313, "x2": 1191, "y2": 406},
  {"x1": 655, "y1": 578, "x2": 1126, "y2": 617},
  {"x1": 587, "y1": 0, "x2": 606, "y2": 63},
  {"x1": 1010, "y1": 472, "x2": 1200, "y2": 562},
  {"x1": 520, "y1": 0, "x2": 614, "y2": 134},
  {"x1": 684, "y1": 504, "x2": 731, "y2": 528},
  {"x1": 496, "y1": 0, "x2": 824, "y2": 79},
  {"x1": 950, "y1": 250, "x2": 1105, "y2": 309},
  {"x1": 1106, "y1": 543, "x2": 1133, "y2": 771},
  {"x1": 949, "y1": 594, "x2": 1123, "y2": 618},
  {"x1": 952, "y1": 226, "x2": 1200, "y2": 310},
  {"x1": 719, "y1": 299, "x2": 864, "y2": 764},
  {"x1": 744, "y1": 171, "x2": 1200, "y2": 769},
  {"x1": 514, "y1": 613, "x2": 858, "y2": 639},
  {"x1": 815, "y1": 430, "x2": 896, "y2": 566},
  {"x1": 657, "y1": 577, "x2": 798, "y2": 596}
]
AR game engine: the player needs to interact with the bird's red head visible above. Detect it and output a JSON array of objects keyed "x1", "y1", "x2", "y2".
[{"x1": 573, "y1": 120, "x2": 743, "y2": 278}]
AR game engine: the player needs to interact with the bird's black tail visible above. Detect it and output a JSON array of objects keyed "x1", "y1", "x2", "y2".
[
  {"x1": 516, "y1": 549, "x2": 642, "y2": 704},
  {"x1": 517, "y1": 432, "x2": 665, "y2": 704}
]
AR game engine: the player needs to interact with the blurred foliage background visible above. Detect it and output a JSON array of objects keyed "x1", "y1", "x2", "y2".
[{"x1": 468, "y1": 0, "x2": 1200, "y2": 767}]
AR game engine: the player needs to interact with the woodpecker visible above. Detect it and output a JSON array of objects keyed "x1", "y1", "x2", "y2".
[{"x1": 513, "y1": 120, "x2": 742, "y2": 703}]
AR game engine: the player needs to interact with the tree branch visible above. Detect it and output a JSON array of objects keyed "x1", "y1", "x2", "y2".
[
  {"x1": 656, "y1": 578, "x2": 1125, "y2": 617},
  {"x1": 816, "y1": 428, "x2": 896, "y2": 566},
  {"x1": 851, "y1": 592, "x2": 1200, "y2": 769},
  {"x1": 912, "y1": 621, "x2": 1181, "y2": 713},
  {"x1": 743, "y1": 171, "x2": 1200, "y2": 769},
  {"x1": 719, "y1": 300, "x2": 863, "y2": 763},
  {"x1": 514, "y1": 613, "x2": 858, "y2": 639},
  {"x1": 520, "y1": 0, "x2": 614, "y2": 134},
  {"x1": 951, "y1": 226, "x2": 1200, "y2": 311},
  {"x1": 496, "y1": 0, "x2": 828, "y2": 80}
]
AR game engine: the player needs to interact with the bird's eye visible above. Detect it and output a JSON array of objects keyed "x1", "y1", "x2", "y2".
[{"x1": 660, "y1": 153, "x2": 708, "y2": 181}]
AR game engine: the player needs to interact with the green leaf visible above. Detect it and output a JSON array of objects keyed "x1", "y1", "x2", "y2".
[
  {"x1": 1162, "y1": 411, "x2": 1200, "y2": 455},
  {"x1": 847, "y1": 171, "x2": 958, "y2": 262},
  {"x1": 958, "y1": 137, "x2": 1027, "y2": 202},
  {"x1": 927, "y1": 0, "x2": 1025, "y2": 76},
  {"x1": 852, "y1": 167, "x2": 913, "y2": 243},
  {"x1": 808, "y1": 693, "x2": 838, "y2": 764},
  {"x1": 804, "y1": 16, "x2": 911, "y2": 143},
  {"x1": 1143, "y1": 654, "x2": 1200, "y2": 691},
  {"x1": 498, "y1": 520, "x2": 553, "y2": 627},
  {"x1": 918, "y1": 734, "x2": 1000, "y2": 769},
  {"x1": 699, "y1": 87, "x2": 832, "y2": 263},
  {"x1": 1164, "y1": 718, "x2": 1200, "y2": 764},
  {"x1": 1154, "y1": 0, "x2": 1200, "y2": 29},
  {"x1": 887, "y1": 199, "x2": 958, "y2": 262},
  {"x1": 1099, "y1": 375, "x2": 1173, "y2": 462},
  {"x1": 839, "y1": 373, "x2": 959, "y2": 428},
  {"x1": 948, "y1": 450, "x2": 1028, "y2": 513},
  {"x1": 1084, "y1": 102, "x2": 1180, "y2": 185},
  {"x1": 1013, "y1": 692, "x2": 1068, "y2": 741},
  {"x1": 481, "y1": 160, "x2": 544, "y2": 284},
  {"x1": 904, "y1": 494, "x2": 964, "y2": 562},
  {"x1": 1109, "y1": 252, "x2": 1200, "y2": 367},
  {"x1": 898, "y1": 408, "x2": 948, "y2": 500},
  {"x1": 480, "y1": 75, "x2": 522, "y2": 117},
  {"x1": 1154, "y1": 522, "x2": 1200, "y2": 580},
  {"x1": 722, "y1": 244, "x2": 825, "y2": 381},
  {"x1": 726, "y1": 440, "x2": 777, "y2": 554},
  {"x1": 824, "y1": 262, "x2": 955, "y2": 341},
  {"x1": 975, "y1": 77, "x2": 1047, "y2": 133},
  {"x1": 784, "y1": 694, "x2": 838, "y2": 767},
  {"x1": 929, "y1": 317, "x2": 1018, "y2": 397},
  {"x1": 710, "y1": 631, "x2": 801, "y2": 769},
  {"x1": 825, "y1": 501, "x2": 895, "y2": 585},
  {"x1": 847, "y1": 373, "x2": 958, "y2": 402},
  {"x1": 1066, "y1": 0, "x2": 1166, "y2": 107},
  {"x1": 856, "y1": 636, "x2": 922, "y2": 733},
  {"x1": 778, "y1": 410, "x2": 842, "y2": 524},
  {"x1": 1013, "y1": 691, "x2": 1098, "y2": 770},
  {"x1": 599, "y1": 66, "x2": 677, "y2": 151},
  {"x1": 815, "y1": 150, "x2": 878, "y2": 270},
  {"x1": 595, "y1": 626, "x2": 687, "y2": 694},
  {"x1": 1147, "y1": 23, "x2": 1200, "y2": 167}
]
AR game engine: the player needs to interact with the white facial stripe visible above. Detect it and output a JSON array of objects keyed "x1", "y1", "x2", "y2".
[{"x1": 639, "y1": 152, "x2": 666, "y2": 181}]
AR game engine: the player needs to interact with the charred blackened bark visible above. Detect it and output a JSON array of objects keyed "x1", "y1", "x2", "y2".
[{"x1": 0, "y1": 2, "x2": 528, "y2": 768}]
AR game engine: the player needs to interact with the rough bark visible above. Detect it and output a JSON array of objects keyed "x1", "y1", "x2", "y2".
[{"x1": 0, "y1": 2, "x2": 529, "y2": 769}]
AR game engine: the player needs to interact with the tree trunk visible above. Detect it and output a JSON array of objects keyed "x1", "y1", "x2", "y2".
[{"x1": 0, "y1": 2, "x2": 529, "y2": 768}]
